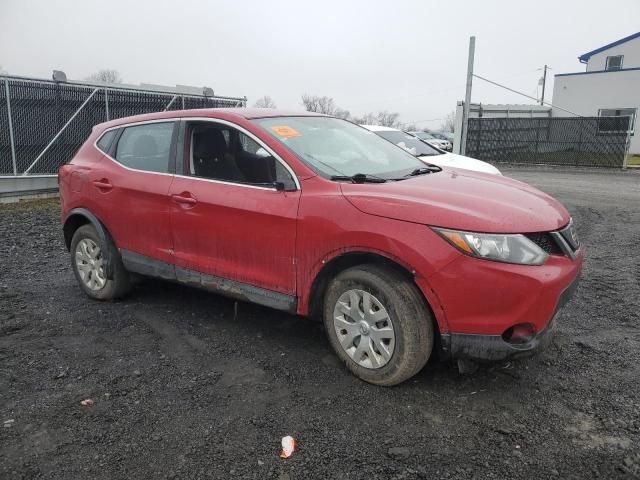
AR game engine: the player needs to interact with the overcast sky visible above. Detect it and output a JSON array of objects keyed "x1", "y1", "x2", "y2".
[{"x1": 1, "y1": 0, "x2": 639, "y2": 129}]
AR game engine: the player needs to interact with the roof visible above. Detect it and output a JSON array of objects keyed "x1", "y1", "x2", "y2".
[
  {"x1": 229, "y1": 108, "x2": 326, "y2": 119},
  {"x1": 97, "y1": 108, "x2": 324, "y2": 129},
  {"x1": 556, "y1": 66, "x2": 640, "y2": 77},
  {"x1": 360, "y1": 124, "x2": 400, "y2": 132},
  {"x1": 578, "y1": 31, "x2": 640, "y2": 63}
]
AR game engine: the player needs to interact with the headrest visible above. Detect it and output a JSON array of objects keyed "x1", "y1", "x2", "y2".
[{"x1": 194, "y1": 129, "x2": 227, "y2": 158}]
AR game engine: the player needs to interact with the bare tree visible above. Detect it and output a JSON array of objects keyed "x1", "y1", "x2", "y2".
[
  {"x1": 300, "y1": 96, "x2": 404, "y2": 128},
  {"x1": 301, "y1": 94, "x2": 339, "y2": 115},
  {"x1": 301, "y1": 94, "x2": 319, "y2": 112},
  {"x1": 334, "y1": 108, "x2": 351, "y2": 120},
  {"x1": 440, "y1": 111, "x2": 456, "y2": 133},
  {"x1": 376, "y1": 111, "x2": 400, "y2": 128},
  {"x1": 403, "y1": 123, "x2": 419, "y2": 132},
  {"x1": 253, "y1": 95, "x2": 277, "y2": 108},
  {"x1": 85, "y1": 69, "x2": 123, "y2": 84},
  {"x1": 351, "y1": 112, "x2": 378, "y2": 125}
]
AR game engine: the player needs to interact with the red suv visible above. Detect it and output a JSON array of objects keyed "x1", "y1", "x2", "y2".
[{"x1": 59, "y1": 109, "x2": 583, "y2": 385}]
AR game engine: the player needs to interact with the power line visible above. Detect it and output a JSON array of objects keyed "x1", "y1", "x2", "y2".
[{"x1": 472, "y1": 73, "x2": 582, "y2": 117}]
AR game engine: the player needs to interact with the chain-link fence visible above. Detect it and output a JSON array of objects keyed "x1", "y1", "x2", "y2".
[
  {"x1": 464, "y1": 116, "x2": 631, "y2": 168},
  {"x1": 0, "y1": 75, "x2": 246, "y2": 176}
]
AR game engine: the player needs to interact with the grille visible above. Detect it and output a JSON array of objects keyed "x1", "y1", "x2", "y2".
[
  {"x1": 558, "y1": 222, "x2": 580, "y2": 251},
  {"x1": 525, "y1": 232, "x2": 564, "y2": 255}
]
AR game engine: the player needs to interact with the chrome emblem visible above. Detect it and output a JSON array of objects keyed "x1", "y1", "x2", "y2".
[{"x1": 568, "y1": 223, "x2": 579, "y2": 248}]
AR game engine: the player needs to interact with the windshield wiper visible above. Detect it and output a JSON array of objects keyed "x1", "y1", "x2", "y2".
[
  {"x1": 301, "y1": 153, "x2": 388, "y2": 184},
  {"x1": 330, "y1": 173, "x2": 387, "y2": 183},
  {"x1": 406, "y1": 167, "x2": 431, "y2": 177},
  {"x1": 390, "y1": 165, "x2": 442, "y2": 181},
  {"x1": 405, "y1": 165, "x2": 441, "y2": 176}
]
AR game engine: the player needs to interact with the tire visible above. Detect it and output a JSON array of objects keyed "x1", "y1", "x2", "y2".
[
  {"x1": 323, "y1": 264, "x2": 434, "y2": 386},
  {"x1": 70, "y1": 224, "x2": 131, "y2": 300}
]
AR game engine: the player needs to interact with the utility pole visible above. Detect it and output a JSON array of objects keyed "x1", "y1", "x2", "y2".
[
  {"x1": 460, "y1": 35, "x2": 475, "y2": 156},
  {"x1": 540, "y1": 64, "x2": 548, "y2": 106}
]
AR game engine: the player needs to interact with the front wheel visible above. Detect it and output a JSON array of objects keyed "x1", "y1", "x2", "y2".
[{"x1": 323, "y1": 264, "x2": 434, "y2": 386}]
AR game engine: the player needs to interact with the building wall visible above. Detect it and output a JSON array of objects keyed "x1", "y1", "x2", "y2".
[
  {"x1": 586, "y1": 36, "x2": 640, "y2": 71},
  {"x1": 552, "y1": 69, "x2": 640, "y2": 154}
]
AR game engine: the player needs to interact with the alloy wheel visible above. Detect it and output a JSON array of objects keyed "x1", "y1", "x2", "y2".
[
  {"x1": 75, "y1": 238, "x2": 106, "y2": 291},
  {"x1": 332, "y1": 289, "x2": 395, "y2": 369}
]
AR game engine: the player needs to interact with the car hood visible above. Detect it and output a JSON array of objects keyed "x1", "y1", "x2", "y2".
[
  {"x1": 340, "y1": 168, "x2": 570, "y2": 233},
  {"x1": 419, "y1": 152, "x2": 501, "y2": 175}
]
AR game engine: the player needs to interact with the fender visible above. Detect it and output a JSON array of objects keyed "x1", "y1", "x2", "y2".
[
  {"x1": 299, "y1": 246, "x2": 451, "y2": 334},
  {"x1": 62, "y1": 208, "x2": 117, "y2": 280}
]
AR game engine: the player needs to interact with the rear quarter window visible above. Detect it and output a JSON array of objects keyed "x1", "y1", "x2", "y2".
[
  {"x1": 114, "y1": 122, "x2": 175, "y2": 173},
  {"x1": 96, "y1": 129, "x2": 117, "y2": 153}
]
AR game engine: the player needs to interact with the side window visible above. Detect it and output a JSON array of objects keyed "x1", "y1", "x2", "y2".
[
  {"x1": 188, "y1": 123, "x2": 296, "y2": 189},
  {"x1": 115, "y1": 122, "x2": 174, "y2": 173},
  {"x1": 598, "y1": 108, "x2": 636, "y2": 133},
  {"x1": 605, "y1": 55, "x2": 623, "y2": 71},
  {"x1": 96, "y1": 129, "x2": 117, "y2": 153}
]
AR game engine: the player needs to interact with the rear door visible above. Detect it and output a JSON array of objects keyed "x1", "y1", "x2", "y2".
[
  {"x1": 168, "y1": 120, "x2": 300, "y2": 295},
  {"x1": 95, "y1": 121, "x2": 177, "y2": 264}
]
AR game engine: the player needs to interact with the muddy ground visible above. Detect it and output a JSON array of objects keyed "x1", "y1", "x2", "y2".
[{"x1": 1, "y1": 167, "x2": 639, "y2": 479}]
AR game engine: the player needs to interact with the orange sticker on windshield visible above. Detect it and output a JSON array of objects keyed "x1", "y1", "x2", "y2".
[{"x1": 271, "y1": 125, "x2": 301, "y2": 138}]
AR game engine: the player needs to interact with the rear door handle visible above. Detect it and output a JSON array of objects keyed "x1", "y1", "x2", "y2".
[
  {"x1": 171, "y1": 193, "x2": 197, "y2": 206},
  {"x1": 93, "y1": 179, "x2": 113, "y2": 190}
]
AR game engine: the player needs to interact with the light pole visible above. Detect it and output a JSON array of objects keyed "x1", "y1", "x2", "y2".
[{"x1": 460, "y1": 36, "x2": 476, "y2": 156}]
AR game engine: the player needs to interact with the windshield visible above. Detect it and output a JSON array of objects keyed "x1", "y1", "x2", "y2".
[
  {"x1": 254, "y1": 117, "x2": 429, "y2": 179},
  {"x1": 375, "y1": 131, "x2": 443, "y2": 156}
]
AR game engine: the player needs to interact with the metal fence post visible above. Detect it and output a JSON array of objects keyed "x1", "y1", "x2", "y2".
[
  {"x1": 181, "y1": 95, "x2": 185, "y2": 110},
  {"x1": 23, "y1": 88, "x2": 100, "y2": 175},
  {"x1": 105, "y1": 88, "x2": 110, "y2": 121},
  {"x1": 476, "y1": 118, "x2": 481, "y2": 157},
  {"x1": 576, "y1": 118, "x2": 583, "y2": 167},
  {"x1": 164, "y1": 95, "x2": 178, "y2": 111},
  {"x1": 534, "y1": 118, "x2": 541, "y2": 161},
  {"x1": 623, "y1": 117, "x2": 632, "y2": 169},
  {"x1": 4, "y1": 78, "x2": 18, "y2": 175}
]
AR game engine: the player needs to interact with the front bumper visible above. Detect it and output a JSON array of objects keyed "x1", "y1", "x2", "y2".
[{"x1": 441, "y1": 269, "x2": 580, "y2": 361}]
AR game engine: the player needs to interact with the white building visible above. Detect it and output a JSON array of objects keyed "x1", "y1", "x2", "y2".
[{"x1": 552, "y1": 31, "x2": 640, "y2": 155}]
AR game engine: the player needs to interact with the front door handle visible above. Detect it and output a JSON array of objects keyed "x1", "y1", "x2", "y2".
[
  {"x1": 171, "y1": 193, "x2": 197, "y2": 206},
  {"x1": 93, "y1": 179, "x2": 113, "y2": 190}
]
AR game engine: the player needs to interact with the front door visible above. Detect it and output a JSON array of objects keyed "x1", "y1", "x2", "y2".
[{"x1": 168, "y1": 120, "x2": 300, "y2": 295}]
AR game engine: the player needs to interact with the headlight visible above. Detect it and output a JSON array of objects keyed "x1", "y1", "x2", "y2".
[{"x1": 432, "y1": 228, "x2": 548, "y2": 265}]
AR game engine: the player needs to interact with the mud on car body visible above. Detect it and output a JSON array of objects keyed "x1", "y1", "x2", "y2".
[{"x1": 59, "y1": 109, "x2": 583, "y2": 386}]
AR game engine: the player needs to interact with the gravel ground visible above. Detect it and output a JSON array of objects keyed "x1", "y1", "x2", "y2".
[{"x1": 1, "y1": 167, "x2": 639, "y2": 479}]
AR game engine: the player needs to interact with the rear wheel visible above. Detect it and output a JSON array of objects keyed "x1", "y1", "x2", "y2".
[
  {"x1": 323, "y1": 264, "x2": 433, "y2": 386},
  {"x1": 70, "y1": 224, "x2": 131, "y2": 300}
]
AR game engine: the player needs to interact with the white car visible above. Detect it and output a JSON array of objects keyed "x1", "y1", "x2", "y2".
[
  {"x1": 409, "y1": 130, "x2": 452, "y2": 151},
  {"x1": 361, "y1": 125, "x2": 501, "y2": 175}
]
